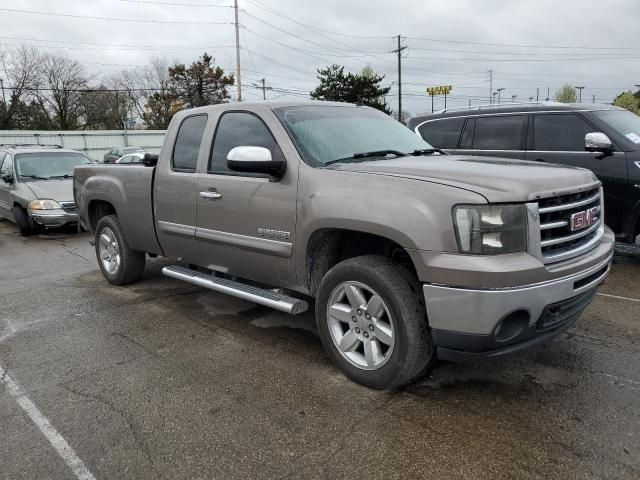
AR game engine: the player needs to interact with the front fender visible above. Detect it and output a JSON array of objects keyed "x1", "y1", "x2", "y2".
[{"x1": 296, "y1": 167, "x2": 486, "y2": 283}]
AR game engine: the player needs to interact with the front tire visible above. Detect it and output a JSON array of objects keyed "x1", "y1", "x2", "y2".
[
  {"x1": 315, "y1": 255, "x2": 433, "y2": 389},
  {"x1": 95, "y1": 215, "x2": 145, "y2": 285},
  {"x1": 12, "y1": 206, "x2": 40, "y2": 236}
]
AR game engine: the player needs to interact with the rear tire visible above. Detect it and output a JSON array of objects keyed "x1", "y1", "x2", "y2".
[
  {"x1": 12, "y1": 206, "x2": 40, "y2": 236},
  {"x1": 315, "y1": 255, "x2": 433, "y2": 389},
  {"x1": 95, "y1": 215, "x2": 145, "y2": 285}
]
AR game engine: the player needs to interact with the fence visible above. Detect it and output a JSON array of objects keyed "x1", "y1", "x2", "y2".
[{"x1": 0, "y1": 130, "x2": 166, "y2": 162}]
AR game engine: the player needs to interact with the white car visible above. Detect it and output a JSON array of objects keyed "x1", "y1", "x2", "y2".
[{"x1": 115, "y1": 152, "x2": 145, "y2": 164}]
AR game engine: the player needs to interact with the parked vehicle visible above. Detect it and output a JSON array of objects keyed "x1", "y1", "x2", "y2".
[
  {"x1": 103, "y1": 147, "x2": 146, "y2": 164},
  {"x1": 0, "y1": 144, "x2": 92, "y2": 235},
  {"x1": 408, "y1": 102, "x2": 640, "y2": 245},
  {"x1": 116, "y1": 152, "x2": 145, "y2": 164},
  {"x1": 75, "y1": 101, "x2": 614, "y2": 389}
]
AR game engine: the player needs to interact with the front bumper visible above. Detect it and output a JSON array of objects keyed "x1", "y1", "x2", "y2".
[
  {"x1": 423, "y1": 252, "x2": 613, "y2": 361},
  {"x1": 30, "y1": 209, "x2": 78, "y2": 227}
]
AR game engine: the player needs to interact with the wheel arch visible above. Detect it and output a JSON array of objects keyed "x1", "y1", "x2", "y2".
[
  {"x1": 303, "y1": 227, "x2": 418, "y2": 296},
  {"x1": 87, "y1": 199, "x2": 118, "y2": 233}
]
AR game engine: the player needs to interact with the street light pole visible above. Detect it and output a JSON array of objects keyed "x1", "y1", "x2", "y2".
[
  {"x1": 497, "y1": 87, "x2": 505, "y2": 104},
  {"x1": 492, "y1": 92, "x2": 498, "y2": 104},
  {"x1": 575, "y1": 86, "x2": 585, "y2": 102},
  {"x1": 512, "y1": 95, "x2": 517, "y2": 103}
]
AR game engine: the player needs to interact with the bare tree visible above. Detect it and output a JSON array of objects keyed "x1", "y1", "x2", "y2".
[
  {"x1": 109, "y1": 57, "x2": 175, "y2": 128},
  {"x1": 0, "y1": 45, "x2": 42, "y2": 129},
  {"x1": 36, "y1": 53, "x2": 89, "y2": 129}
]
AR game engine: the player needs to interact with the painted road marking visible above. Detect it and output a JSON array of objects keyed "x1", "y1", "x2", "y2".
[
  {"x1": 0, "y1": 365, "x2": 96, "y2": 480},
  {"x1": 597, "y1": 293, "x2": 640, "y2": 303}
]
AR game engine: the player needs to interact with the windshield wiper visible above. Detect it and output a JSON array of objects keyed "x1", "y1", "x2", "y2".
[
  {"x1": 411, "y1": 148, "x2": 447, "y2": 156},
  {"x1": 20, "y1": 174, "x2": 49, "y2": 180},
  {"x1": 48, "y1": 174, "x2": 73, "y2": 179},
  {"x1": 324, "y1": 149, "x2": 407, "y2": 166}
]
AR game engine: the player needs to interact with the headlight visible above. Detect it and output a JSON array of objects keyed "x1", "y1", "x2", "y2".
[
  {"x1": 453, "y1": 204, "x2": 527, "y2": 254},
  {"x1": 28, "y1": 199, "x2": 61, "y2": 211}
]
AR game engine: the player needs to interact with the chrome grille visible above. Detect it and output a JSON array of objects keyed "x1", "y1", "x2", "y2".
[
  {"x1": 59, "y1": 201, "x2": 76, "y2": 212},
  {"x1": 537, "y1": 187, "x2": 603, "y2": 264}
]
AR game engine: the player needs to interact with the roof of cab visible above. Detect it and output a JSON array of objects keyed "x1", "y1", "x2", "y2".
[{"x1": 176, "y1": 100, "x2": 358, "y2": 116}]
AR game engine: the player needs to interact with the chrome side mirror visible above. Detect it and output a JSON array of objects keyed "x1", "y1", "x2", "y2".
[
  {"x1": 585, "y1": 132, "x2": 613, "y2": 152},
  {"x1": 227, "y1": 146, "x2": 285, "y2": 178}
]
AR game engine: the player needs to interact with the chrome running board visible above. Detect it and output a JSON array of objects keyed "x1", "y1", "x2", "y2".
[{"x1": 162, "y1": 265, "x2": 308, "y2": 315}]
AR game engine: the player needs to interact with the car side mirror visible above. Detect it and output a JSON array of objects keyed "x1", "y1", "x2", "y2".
[
  {"x1": 1, "y1": 172, "x2": 13, "y2": 184},
  {"x1": 227, "y1": 146, "x2": 285, "y2": 178},
  {"x1": 142, "y1": 153, "x2": 158, "y2": 167},
  {"x1": 585, "y1": 132, "x2": 613, "y2": 153}
]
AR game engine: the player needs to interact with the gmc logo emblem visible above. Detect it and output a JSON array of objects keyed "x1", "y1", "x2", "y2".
[{"x1": 570, "y1": 207, "x2": 599, "y2": 231}]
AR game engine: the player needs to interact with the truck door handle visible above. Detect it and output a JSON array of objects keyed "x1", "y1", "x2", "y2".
[{"x1": 199, "y1": 191, "x2": 222, "y2": 199}]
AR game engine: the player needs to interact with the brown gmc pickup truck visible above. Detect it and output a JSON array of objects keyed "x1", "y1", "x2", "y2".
[{"x1": 74, "y1": 101, "x2": 614, "y2": 389}]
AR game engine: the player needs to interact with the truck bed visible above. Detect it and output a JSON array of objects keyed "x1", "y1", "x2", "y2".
[{"x1": 74, "y1": 164, "x2": 162, "y2": 255}]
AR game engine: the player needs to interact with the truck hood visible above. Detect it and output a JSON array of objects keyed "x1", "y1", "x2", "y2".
[
  {"x1": 24, "y1": 179, "x2": 74, "y2": 202},
  {"x1": 331, "y1": 155, "x2": 600, "y2": 202}
]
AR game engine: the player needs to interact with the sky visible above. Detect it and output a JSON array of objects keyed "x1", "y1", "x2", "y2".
[{"x1": 1, "y1": 0, "x2": 640, "y2": 116}]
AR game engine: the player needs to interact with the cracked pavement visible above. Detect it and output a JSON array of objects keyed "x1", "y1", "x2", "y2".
[{"x1": 0, "y1": 217, "x2": 639, "y2": 479}]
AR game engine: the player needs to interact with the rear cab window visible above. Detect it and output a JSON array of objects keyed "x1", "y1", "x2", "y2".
[
  {"x1": 417, "y1": 117, "x2": 465, "y2": 148},
  {"x1": 172, "y1": 114, "x2": 208, "y2": 172}
]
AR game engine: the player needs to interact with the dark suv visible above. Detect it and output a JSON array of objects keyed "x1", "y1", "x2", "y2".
[{"x1": 408, "y1": 103, "x2": 640, "y2": 244}]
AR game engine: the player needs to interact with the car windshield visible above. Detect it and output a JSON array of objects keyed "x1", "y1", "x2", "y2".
[
  {"x1": 15, "y1": 152, "x2": 92, "y2": 180},
  {"x1": 592, "y1": 110, "x2": 640, "y2": 146},
  {"x1": 274, "y1": 105, "x2": 433, "y2": 167}
]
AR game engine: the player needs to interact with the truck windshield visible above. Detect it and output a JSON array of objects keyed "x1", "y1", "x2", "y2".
[
  {"x1": 592, "y1": 110, "x2": 640, "y2": 146},
  {"x1": 274, "y1": 105, "x2": 433, "y2": 167},
  {"x1": 15, "y1": 152, "x2": 92, "y2": 180}
]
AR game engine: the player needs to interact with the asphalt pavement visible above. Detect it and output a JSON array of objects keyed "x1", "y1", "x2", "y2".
[{"x1": 0, "y1": 218, "x2": 639, "y2": 479}]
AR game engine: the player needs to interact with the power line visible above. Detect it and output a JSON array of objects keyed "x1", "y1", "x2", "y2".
[
  {"x1": 0, "y1": 34, "x2": 233, "y2": 51},
  {"x1": 0, "y1": 7, "x2": 233, "y2": 25},
  {"x1": 405, "y1": 54, "x2": 640, "y2": 62},
  {"x1": 404, "y1": 35, "x2": 640, "y2": 51},
  {"x1": 242, "y1": 26, "x2": 391, "y2": 58},
  {"x1": 408, "y1": 46, "x2": 640, "y2": 56},
  {"x1": 118, "y1": 0, "x2": 232, "y2": 6},
  {"x1": 243, "y1": 0, "x2": 391, "y2": 52}
]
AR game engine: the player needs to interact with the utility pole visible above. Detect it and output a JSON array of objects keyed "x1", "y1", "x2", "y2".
[
  {"x1": 546, "y1": 87, "x2": 550, "y2": 101},
  {"x1": 261, "y1": 78, "x2": 266, "y2": 100},
  {"x1": 536, "y1": 87, "x2": 539, "y2": 101},
  {"x1": 488, "y1": 69, "x2": 493, "y2": 104},
  {"x1": 234, "y1": 0, "x2": 242, "y2": 101},
  {"x1": 575, "y1": 85, "x2": 584, "y2": 102},
  {"x1": 592, "y1": 94, "x2": 596, "y2": 103},
  {"x1": 497, "y1": 87, "x2": 505, "y2": 104},
  {"x1": 393, "y1": 35, "x2": 407, "y2": 122}
]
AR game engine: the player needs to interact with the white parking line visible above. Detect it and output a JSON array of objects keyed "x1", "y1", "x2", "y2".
[
  {"x1": 0, "y1": 365, "x2": 96, "y2": 480},
  {"x1": 597, "y1": 293, "x2": 640, "y2": 303}
]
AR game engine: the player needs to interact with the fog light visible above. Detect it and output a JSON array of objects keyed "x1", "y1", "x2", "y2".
[{"x1": 494, "y1": 309, "x2": 530, "y2": 343}]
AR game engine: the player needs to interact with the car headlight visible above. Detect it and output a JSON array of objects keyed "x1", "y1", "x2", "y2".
[
  {"x1": 28, "y1": 199, "x2": 61, "y2": 211},
  {"x1": 453, "y1": 204, "x2": 527, "y2": 254}
]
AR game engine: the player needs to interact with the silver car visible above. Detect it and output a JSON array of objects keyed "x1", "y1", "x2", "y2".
[
  {"x1": 103, "y1": 147, "x2": 146, "y2": 164},
  {"x1": 0, "y1": 145, "x2": 92, "y2": 235}
]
